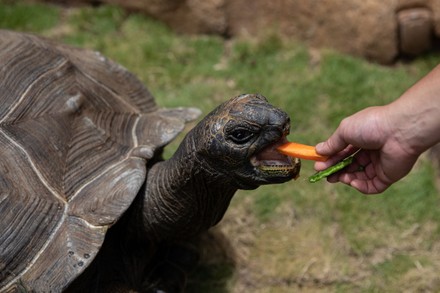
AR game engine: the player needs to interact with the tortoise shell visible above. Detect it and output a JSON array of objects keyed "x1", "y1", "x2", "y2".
[{"x1": 0, "y1": 30, "x2": 199, "y2": 292}]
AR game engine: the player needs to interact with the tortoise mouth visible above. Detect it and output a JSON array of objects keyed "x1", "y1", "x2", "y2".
[{"x1": 250, "y1": 136, "x2": 301, "y2": 181}]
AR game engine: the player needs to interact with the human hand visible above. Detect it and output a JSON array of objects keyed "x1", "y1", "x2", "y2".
[{"x1": 313, "y1": 106, "x2": 419, "y2": 194}]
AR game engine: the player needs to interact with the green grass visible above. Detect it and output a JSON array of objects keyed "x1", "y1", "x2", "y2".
[
  {"x1": 373, "y1": 254, "x2": 414, "y2": 280},
  {"x1": 253, "y1": 191, "x2": 283, "y2": 222},
  {"x1": 2, "y1": 3, "x2": 440, "y2": 291},
  {"x1": 0, "y1": 1, "x2": 59, "y2": 32}
]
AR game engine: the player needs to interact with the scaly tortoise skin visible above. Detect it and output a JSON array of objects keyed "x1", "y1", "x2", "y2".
[{"x1": 0, "y1": 30, "x2": 300, "y2": 292}]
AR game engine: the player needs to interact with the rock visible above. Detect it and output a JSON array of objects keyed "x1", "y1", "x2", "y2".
[
  {"x1": 106, "y1": 0, "x2": 227, "y2": 35},
  {"x1": 42, "y1": 0, "x2": 440, "y2": 63},
  {"x1": 225, "y1": 0, "x2": 398, "y2": 63},
  {"x1": 397, "y1": 8, "x2": 433, "y2": 56}
]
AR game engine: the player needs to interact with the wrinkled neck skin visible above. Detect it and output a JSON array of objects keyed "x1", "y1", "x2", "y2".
[{"x1": 140, "y1": 129, "x2": 237, "y2": 242}]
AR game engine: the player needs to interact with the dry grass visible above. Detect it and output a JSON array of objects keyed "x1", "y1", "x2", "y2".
[{"x1": 215, "y1": 190, "x2": 440, "y2": 292}]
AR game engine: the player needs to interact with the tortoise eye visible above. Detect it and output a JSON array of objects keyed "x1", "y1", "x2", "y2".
[{"x1": 230, "y1": 128, "x2": 255, "y2": 144}]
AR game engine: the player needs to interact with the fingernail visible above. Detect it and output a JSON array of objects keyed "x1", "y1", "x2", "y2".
[{"x1": 315, "y1": 142, "x2": 324, "y2": 152}]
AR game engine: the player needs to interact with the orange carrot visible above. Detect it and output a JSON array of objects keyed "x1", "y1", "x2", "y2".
[{"x1": 277, "y1": 142, "x2": 328, "y2": 162}]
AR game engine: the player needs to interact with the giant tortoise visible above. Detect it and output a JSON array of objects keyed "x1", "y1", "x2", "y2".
[{"x1": 0, "y1": 30, "x2": 301, "y2": 292}]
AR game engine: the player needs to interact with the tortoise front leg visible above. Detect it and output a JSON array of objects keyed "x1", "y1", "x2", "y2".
[{"x1": 142, "y1": 241, "x2": 200, "y2": 293}]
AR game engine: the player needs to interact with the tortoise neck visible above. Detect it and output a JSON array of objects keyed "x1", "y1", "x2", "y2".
[{"x1": 141, "y1": 134, "x2": 237, "y2": 241}]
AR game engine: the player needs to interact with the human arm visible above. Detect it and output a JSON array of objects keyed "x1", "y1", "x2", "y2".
[{"x1": 314, "y1": 65, "x2": 440, "y2": 194}]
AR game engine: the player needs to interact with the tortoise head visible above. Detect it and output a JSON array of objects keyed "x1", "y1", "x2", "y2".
[{"x1": 193, "y1": 93, "x2": 301, "y2": 190}]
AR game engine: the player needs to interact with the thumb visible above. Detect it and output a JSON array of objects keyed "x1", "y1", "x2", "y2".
[{"x1": 315, "y1": 130, "x2": 348, "y2": 156}]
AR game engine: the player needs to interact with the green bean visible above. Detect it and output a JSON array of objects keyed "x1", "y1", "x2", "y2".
[{"x1": 308, "y1": 149, "x2": 360, "y2": 183}]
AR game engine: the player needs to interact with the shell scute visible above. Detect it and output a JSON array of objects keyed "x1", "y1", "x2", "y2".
[{"x1": 0, "y1": 30, "x2": 199, "y2": 291}]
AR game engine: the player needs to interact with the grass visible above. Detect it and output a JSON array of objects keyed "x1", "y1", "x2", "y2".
[
  {"x1": 2, "y1": 2, "x2": 440, "y2": 292},
  {"x1": 0, "y1": 1, "x2": 59, "y2": 32}
]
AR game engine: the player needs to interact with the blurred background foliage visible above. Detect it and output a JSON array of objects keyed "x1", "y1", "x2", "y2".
[{"x1": 2, "y1": 1, "x2": 440, "y2": 291}]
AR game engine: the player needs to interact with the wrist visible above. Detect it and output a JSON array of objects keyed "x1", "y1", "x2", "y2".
[{"x1": 387, "y1": 91, "x2": 440, "y2": 156}]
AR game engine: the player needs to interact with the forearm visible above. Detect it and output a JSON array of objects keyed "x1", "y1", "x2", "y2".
[{"x1": 386, "y1": 64, "x2": 440, "y2": 155}]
